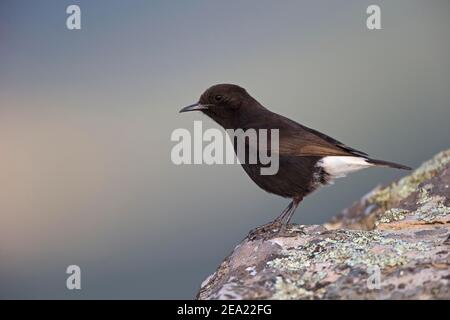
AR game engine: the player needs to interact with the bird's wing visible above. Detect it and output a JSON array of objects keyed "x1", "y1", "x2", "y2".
[
  {"x1": 278, "y1": 130, "x2": 361, "y2": 157},
  {"x1": 245, "y1": 112, "x2": 369, "y2": 158},
  {"x1": 278, "y1": 123, "x2": 369, "y2": 157}
]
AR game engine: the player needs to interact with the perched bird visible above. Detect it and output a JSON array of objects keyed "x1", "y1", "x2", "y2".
[{"x1": 180, "y1": 84, "x2": 411, "y2": 237}]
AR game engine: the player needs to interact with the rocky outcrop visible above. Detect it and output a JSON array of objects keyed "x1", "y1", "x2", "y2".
[{"x1": 197, "y1": 150, "x2": 450, "y2": 300}]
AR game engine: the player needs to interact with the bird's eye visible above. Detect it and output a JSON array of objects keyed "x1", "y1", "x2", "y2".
[{"x1": 214, "y1": 95, "x2": 223, "y2": 102}]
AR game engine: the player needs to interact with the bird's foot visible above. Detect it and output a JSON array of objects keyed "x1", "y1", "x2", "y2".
[
  {"x1": 248, "y1": 221, "x2": 297, "y2": 241},
  {"x1": 248, "y1": 221, "x2": 281, "y2": 240}
]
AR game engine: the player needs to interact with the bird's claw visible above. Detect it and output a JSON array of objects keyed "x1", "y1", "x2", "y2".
[
  {"x1": 247, "y1": 220, "x2": 298, "y2": 240},
  {"x1": 248, "y1": 221, "x2": 282, "y2": 240}
]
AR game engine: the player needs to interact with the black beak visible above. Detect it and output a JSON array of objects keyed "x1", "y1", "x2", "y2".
[{"x1": 179, "y1": 103, "x2": 210, "y2": 113}]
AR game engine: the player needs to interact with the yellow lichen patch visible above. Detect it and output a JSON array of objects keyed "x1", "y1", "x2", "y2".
[
  {"x1": 272, "y1": 277, "x2": 314, "y2": 300},
  {"x1": 375, "y1": 208, "x2": 410, "y2": 226},
  {"x1": 267, "y1": 230, "x2": 429, "y2": 272},
  {"x1": 264, "y1": 229, "x2": 434, "y2": 299},
  {"x1": 375, "y1": 186, "x2": 450, "y2": 229},
  {"x1": 370, "y1": 150, "x2": 450, "y2": 209}
]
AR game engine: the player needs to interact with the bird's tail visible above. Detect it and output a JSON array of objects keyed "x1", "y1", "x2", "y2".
[{"x1": 366, "y1": 158, "x2": 412, "y2": 170}]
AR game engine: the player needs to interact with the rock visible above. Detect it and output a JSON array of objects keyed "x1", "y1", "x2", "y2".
[{"x1": 197, "y1": 150, "x2": 450, "y2": 300}]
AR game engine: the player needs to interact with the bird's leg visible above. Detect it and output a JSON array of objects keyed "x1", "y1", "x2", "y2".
[
  {"x1": 248, "y1": 196, "x2": 305, "y2": 240},
  {"x1": 248, "y1": 201, "x2": 294, "y2": 240},
  {"x1": 280, "y1": 196, "x2": 303, "y2": 225},
  {"x1": 277, "y1": 196, "x2": 303, "y2": 235},
  {"x1": 274, "y1": 201, "x2": 294, "y2": 223}
]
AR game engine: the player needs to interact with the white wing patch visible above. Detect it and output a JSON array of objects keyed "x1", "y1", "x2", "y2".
[{"x1": 317, "y1": 156, "x2": 373, "y2": 179}]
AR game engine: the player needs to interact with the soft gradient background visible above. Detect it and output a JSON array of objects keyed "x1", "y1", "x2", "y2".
[{"x1": 0, "y1": 0, "x2": 449, "y2": 299}]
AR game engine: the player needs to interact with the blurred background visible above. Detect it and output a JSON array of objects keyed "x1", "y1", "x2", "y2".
[{"x1": 0, "y1": 0, "x2": 449, "y2": 299}]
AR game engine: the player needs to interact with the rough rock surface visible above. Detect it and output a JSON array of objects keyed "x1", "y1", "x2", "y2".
[{"x1": 197, "y1": 150, "x2": 450, "y2": 300}]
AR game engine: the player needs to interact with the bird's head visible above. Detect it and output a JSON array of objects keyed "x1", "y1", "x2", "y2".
[{"x1": 180, "y1": 84, "x2": 260, "y2": 128}]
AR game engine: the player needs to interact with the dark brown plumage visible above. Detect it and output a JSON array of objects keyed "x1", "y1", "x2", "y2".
[{"x1": 180, "y1": 84, "x2": 411, "y2": 236}]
